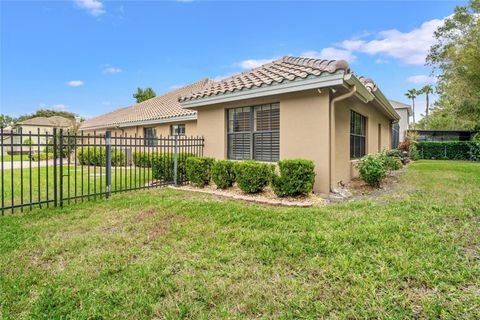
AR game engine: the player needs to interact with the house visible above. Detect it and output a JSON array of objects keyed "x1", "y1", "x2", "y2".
[
  {"x1": 82, "y1": 56, "x2": 399, "y2": 194},
  {"x1": 389, "y1": 100, "x2": 412, "y2": 145},
  {"x1": 179, "y1": 57, "x2": 399, "y2": 194},
  {"x1": 80, "y1": 79, "x2": 214, "y2": 138},
  {"x1": 2, "y1": 116, "x2": 75, "y2": 155}
]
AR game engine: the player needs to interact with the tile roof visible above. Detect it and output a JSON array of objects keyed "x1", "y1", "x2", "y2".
[
  {"x1": 17, "y1": 116, "x2": 74, "y2": 127},
  {"x1": 179, "y1": 56, "x2": 377, "y2": 102},
  {"x1": 80, "y1": 79, "x2": 213, "y2": 130}
]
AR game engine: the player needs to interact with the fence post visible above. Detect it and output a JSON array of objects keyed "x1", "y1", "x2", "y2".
[
  {"x1": 173, "y1": 135, "x2": 178, "y2": 186},
  {"x1": 59, "y1": 129, "x2": 63, "y2": 207},
  {"x1": 105, "y1": 131, "x2": 112, "y2": 199},
  {"x1": 53, "y1": 128, "x2": 58, "y2": 207}
]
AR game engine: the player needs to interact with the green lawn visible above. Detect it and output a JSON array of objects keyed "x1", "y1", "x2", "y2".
[
  {"x1": 1, "y1": 165, "x2": 157, "y2": 211},
  {"x1": 0, "y1": 160, "x2": 479, "y2": 319},
  {"x1": 0, "y1": 155, "x2": 29, "y2": 161}
]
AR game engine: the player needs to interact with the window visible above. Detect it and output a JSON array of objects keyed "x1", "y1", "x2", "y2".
[
  {"x1": 170, "y1": 124, "x2": 186, "y2": 136},
  {"x1": 227, "y1": 103, "x2": 279, "y2": 162},
  {"x1": 144, "y1": 127, "x2": 157, "y2": 146},
  {"x1": 350, "y1": 111, "x2": 367, "y2": 159}
]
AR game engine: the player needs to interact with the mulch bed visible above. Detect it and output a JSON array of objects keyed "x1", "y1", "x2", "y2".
[{"x1": 169, "y1": 184, "x2": 327, "y2": 208}]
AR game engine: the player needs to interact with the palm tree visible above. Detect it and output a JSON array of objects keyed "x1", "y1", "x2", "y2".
[
  {"x1": 421, "y1": 85, "x2": 433, "y2": 117},
  {"x1": 405, "y1": 89, "x2": 419, "y2": 128}
]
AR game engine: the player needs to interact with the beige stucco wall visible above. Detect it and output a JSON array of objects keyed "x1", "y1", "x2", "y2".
[
  {"x1": 195, "y1": 90, "x2": 394, "y2": 194},
  {"x1": 196, "y1": 90, "x2": 332, "y2": 194},
  {"x1": 333, "y1": 97, "x2": 393, "y2": 188}
]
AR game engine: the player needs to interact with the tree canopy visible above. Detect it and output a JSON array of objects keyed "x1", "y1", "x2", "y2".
[
  {"x1": 133, "y1": 87, "x2": 156, "y2": 103},
  {"x1": 425, "y1": 0, "x2": 480, "y2": 129}
]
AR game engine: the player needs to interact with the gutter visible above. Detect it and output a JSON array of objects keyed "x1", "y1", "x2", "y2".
[{"x1": 329, "y1": 85, "x2": 357, "y2": 192}]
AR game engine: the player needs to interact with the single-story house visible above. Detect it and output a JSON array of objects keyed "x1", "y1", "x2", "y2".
[
  {"x1": 80, "y1": 79, "x2": 214, "y2": 137},
  {"x1": 82, "y1": 56, "x2": 400, "y2": 194},
  {"x1": 2, "y1": 116, "x2": 75, "y2": 155},
  {"x1": 389, "y1": 100, "x2": 412, "y2": 146}
]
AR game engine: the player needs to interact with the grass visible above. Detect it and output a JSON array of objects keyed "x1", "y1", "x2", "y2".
[
  {"x1": 0, "y1": 160, "x2": 479, "y2": 319},
  {"x1": 0, "y1": 155, "x2": 29, "y2": 161},
  {"x1": 1, "y1": 165, "x2": 157, "y2": 210}
]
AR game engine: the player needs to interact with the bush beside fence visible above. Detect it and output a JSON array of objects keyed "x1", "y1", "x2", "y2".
[{"x1": 417, "y1": 141, "x2": 480, "y2": 161}]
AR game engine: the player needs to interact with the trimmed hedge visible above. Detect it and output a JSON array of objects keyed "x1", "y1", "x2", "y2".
[
  {"x1": 186, "y1": 157, "x2": 215, "y2": 187},
  {"x1": 272, "y1": 159, "x2": 316, "y2": 197},
  {"x1": 233, "y1": 161, "x2": 274, "y2": 193},
  {"x1": 417, "y1": 141, "x2": 480, "y2": 161},
  {"x1": 211, "y1": 160, "x2": 236, "y2": 189},
  {"x1": 151, "y1": 153, "x2": 195, "y2": 182},
  {"x1": 77, "y1": 147, "x2": 126, "y2": 166},
  {"x1": 132, "y1": 151, "x2": 158, "y2": 168},
  {"x1": 32, "y1": 152, "x2": 54, "y2": 161}
]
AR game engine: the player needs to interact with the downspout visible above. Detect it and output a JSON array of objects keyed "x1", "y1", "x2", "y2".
[{"x1": 329, "y1": 85, "x2": 357, "y2": 192}]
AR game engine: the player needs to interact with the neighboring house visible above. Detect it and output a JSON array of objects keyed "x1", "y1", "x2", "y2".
[
  {"x1": 179, "y1": 56, "x2": 400, "y2": 194},
  {"x1": 2, "y1": 116, "x2": 75, "y2": 154},
  {"x1": 80, "y1": 79, "x2": 214, "y2": 139},
  {"x1": 389, "y1": 100, "x2": 412, "y2": 146}
]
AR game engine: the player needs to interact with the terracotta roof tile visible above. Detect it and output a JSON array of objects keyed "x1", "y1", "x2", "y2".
[
  {"x1": 179, "y1": 56, "x2": 380, "y2": 103},
  {"x1": 80, "y1": 79, "x2": 213, "y2": 130},
  {"x1": 17, "y1": 116, "x2": 74, "y2": 127}
]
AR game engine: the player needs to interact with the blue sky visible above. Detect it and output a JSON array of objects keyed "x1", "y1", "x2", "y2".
[{"x1": 0, "y1": 0, "x2": 465, "y2": 120}]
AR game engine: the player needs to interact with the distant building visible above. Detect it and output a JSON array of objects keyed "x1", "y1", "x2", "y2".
[
  {"x1": 1, "y1": 116, "x2": 75, "y2": 155},
  {"x1": 389, "y1": 100, "x2": 412, "y2": 147}
]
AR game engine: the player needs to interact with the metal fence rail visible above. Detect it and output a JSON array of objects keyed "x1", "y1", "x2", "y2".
[{"x1": 0, "y1": 128, "x2": 204, "y2": 215}]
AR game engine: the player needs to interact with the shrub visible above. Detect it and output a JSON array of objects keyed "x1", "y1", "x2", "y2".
[
  {"x1": 380, "y1": 152, "x2": 402, "y2": 171},
  {"x1": 357, "y1": 154, "x2": 387, "y2": 187},
  {"x1": 211, "y1": 160, "x2": 236, "y2": 189},
  {"x1": 32, "y1": 152, "x2": 54, "y2": 161},
  {"x1": 151, "y1": 153, "x2": 195, "y2": 182},
  {"x1": 386, "y1": 149, "x2": 400, "y2": 157},
  {"x1": 272, "y1": 159, "x2": 316, "y2": 197},
  {"x1": 186, "y1": 157, "x2": 215, "y2": 187},
  {"x1": 132, "y1": 151, "x2": 159, "y2": 168},
  {"x1": 23, "y1": 138, "x2": 33, "y2": 145},
  {"x1": 77, "y1": 147, "x2": 126, "y2": 166},
  {"x1": 233, "y1": 161, "x2": 274, "y2": 193},
  {"x1": 417, "y1": 141, "x2": 480, "y2": 161}
]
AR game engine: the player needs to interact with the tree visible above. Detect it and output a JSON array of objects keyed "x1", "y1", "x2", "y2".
[
  {"x1": 426, "y1": 0, "x2": 480, "y2": 129},
  {"x1": 133, "y1": 87, "x2": 156, "y2": 103},
  {"x1": 15, "y1": 109, "x2": 78, "y2": 123},
  {"x1": 0, "y1": 114, "x2": 15, "y2": 128},
  {"x1": 421, "y1": 85, "x2": 434, "y2": 117},
  {"x1": 405, "y1": 89, "x2": 419, "y2": 128}
]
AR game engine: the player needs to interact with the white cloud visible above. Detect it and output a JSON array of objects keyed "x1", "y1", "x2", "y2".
[
  {"x1": 238, "y1": 58, "x2": 275, "y2": 69},
  {"x1": 341, "y1": 18, "x2": 443, "y2": 65},
  {"x1": 375, "y1": 58, "x2": 389, "y2": 64},
  {"x1": 74, "y1": 0, "x2": 105, "y2": 16},
  {"x1": 302, "y1": 48, "x2": 357, "y2": 63},
  {"x1": 66, "y1": 80, "x2": 84, "y2": 87},
  {"x1": 52, "y1": 104, "x2": 69, "y2": 111},
  {"x1": 102, "y1": 65, "x2": 123, "y2": 74},
  {"x1": 407, "y1": 74, "x2": 437, "y2": 84}
]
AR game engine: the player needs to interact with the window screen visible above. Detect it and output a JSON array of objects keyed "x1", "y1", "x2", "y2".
[
  {"x1": 144, "y1": 127, "x2": 157, "y2": 146},
  {"x1": 170, "y1": 124, "x2": 186, "y2": 136}
]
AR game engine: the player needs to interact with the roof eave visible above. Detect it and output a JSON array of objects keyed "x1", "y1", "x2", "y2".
[
  {"x1": 344, "y1": 74, "x2": 400, "y2": 121},
  {"x1": 80, "y1": 114, "x2": 197, "y2": 131},
  {"x1": 180, "y1": 72, "x2": 346, "y2": 109}
]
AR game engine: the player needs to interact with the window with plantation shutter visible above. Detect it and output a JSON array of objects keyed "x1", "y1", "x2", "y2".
[{"x1": 227, "y1": 103, "x2": 279, "y2": 162}]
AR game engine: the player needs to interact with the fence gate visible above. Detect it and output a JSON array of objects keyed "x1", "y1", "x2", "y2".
[{"x1": 0, "y1": 128, "x2": 204, "y2": 215}]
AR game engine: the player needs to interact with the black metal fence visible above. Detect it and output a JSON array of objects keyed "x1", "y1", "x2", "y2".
[{"x1": 0, "y1": 128, "x2": 204, "y2": 215}]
